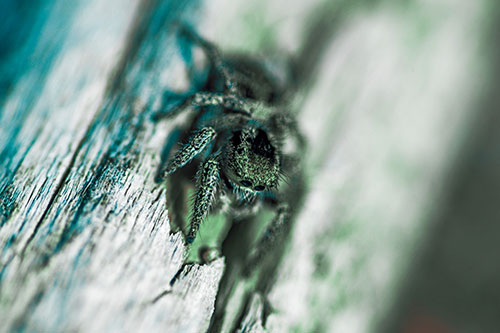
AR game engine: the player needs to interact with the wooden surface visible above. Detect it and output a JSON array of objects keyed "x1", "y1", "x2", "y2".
[{"x1": 0, "y1": 0, "x2": 488, "y2": 332}]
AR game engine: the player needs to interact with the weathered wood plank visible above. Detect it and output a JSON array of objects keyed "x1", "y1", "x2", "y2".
[
  {"x1": 1, "y1": 0, "x2": 226, "y2": 331},
  {"x1": 0, "y1": 0, "x2": 489, "y2": 332},
  {"x1": 263, "y1": 2, "x2": 487, "y2": 332},
  {"x1": 195, "y1": 0, "x2": 487, "y2": 332}
]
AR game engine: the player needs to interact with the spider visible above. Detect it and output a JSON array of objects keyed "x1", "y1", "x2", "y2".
[{"x1": 157, "y1": 26, "x2": 305, "y2": 273}]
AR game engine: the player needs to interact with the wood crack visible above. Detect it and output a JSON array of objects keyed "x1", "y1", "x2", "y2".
[{"x1": 20, "y1": 122, "x2": 94, "y2": 259}]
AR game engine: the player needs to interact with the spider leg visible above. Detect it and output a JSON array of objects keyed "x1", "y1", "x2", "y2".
[
  {"x1": 268, "y1": 111, "x2": 306, "y2": 152},
  {"x1": 151, "y1": 90, "x2": 193, "y2": 121},
  {"x1": 180, "y1": 25, "x2": 238, "y2": 94},
  {"x1": 243, "y1": 203, "x2": 290, "y2": 276},
  {"x1": 164, "y1": 127, "x2": 216, "y2": 176},
  {"x1": 191, "y1": 91, "x2": 281, "y2": 120},
  {"x1": 154, "y1": 91, "x2": 256, "y2": 122},
  {"x1": 187, "y1": 157, "x2": 220, "y2": 243},
  {"x1": 192, "y1": 92, "x2": 251, "y2": 114}
]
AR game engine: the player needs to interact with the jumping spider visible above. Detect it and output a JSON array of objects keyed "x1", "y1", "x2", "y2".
[{"x1": 158, "y1": 27, "x2": 305, "y2": 272}]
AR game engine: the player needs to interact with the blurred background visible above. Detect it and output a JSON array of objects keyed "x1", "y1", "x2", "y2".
[{"x1": 1, "y1": 0, "x2": 499, "y2": 332}]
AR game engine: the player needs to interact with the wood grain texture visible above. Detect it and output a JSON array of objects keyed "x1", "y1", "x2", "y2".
[
  {"x1": 0, "y1": 0, "x2": 487, "y2": 332},
  {"x1": 0, "y1": 0, "x2": 224, "y2": 331}
]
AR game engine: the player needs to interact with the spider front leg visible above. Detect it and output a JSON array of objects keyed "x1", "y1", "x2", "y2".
[
  {"x1": 187, "y1": 157, "x2": 220, "y2": 243},
  {"x1": 190, "y1": 91, "x2": 255, "y2": 116},
  {"x1": 164, "y1": 127, "x2": 216, "y2": 176},
  {"x1": 154, "y1": 91, "x2": 254, "y2": 121},
  {"x1": 243, "y1": 203, "x2": 290, "y2": 276}
]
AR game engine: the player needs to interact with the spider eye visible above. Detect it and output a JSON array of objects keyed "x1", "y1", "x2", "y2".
[
  {"x1": 254, "y1": 185, "x2": 265, "y2": 191},
  {"x1": 240, "y1": 180, "x2": 252, "y2": 187}
]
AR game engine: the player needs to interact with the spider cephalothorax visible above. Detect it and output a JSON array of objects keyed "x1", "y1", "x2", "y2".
[
  {"x1": 158, "y1": 26, "x2": 305, "y2": 271},
  {"x1": 223, "y1": 127, "x2": 280, "y2": 194}
]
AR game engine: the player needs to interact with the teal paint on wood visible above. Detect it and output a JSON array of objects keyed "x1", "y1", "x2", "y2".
[{"x1": 0, "y1": 1, "x2": 225, "y2": 331}]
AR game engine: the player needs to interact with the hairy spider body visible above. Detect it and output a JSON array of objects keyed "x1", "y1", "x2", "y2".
[{"x1": 160, "y1": 27, "x2": 305, "y2": 270}]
